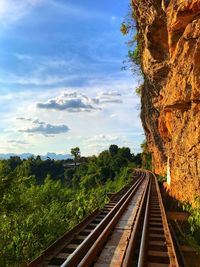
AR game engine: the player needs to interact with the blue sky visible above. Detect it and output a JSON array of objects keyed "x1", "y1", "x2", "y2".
[{"x1": 0, "y1": 0, "x2": 144, "y2": 156}]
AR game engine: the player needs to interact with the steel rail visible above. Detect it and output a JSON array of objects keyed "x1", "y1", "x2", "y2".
[
  {"x1": 152, "y1": 172, "x2": 180, "y2": 267},
  {"x1": 60, "y1": 173, "x2": 145, "y2": 267},
  {"x1": 27, "y1": 209, "x2": 100, "y2": 267},
  {"x1": 137, "y1": 172, "x2": 152, "y2": 267},
  {"x1": 136, "y1": 171, "x2": 180, "y2": 267},
  {"x1": 77, "y1": 174, "x2": 147, "y2": 267},
  {"x1": 122, "y1": 171, "x2": 150, "y2": 267}
]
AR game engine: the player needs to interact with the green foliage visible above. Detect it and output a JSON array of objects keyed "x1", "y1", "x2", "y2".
[
  {"x1": 135, "y1": 83, "x2": 144, "y2": 96},
  {"x1": 64, "y1": 168, "x2": 75, "y2": 187},
  {"x1": 157, "y1": 175, "x2": 167, "y2": 184},
  {"x1": 132, "y1": 153, "x2": 142, "y2": 166},
  {"x1": 121, "y1": 3, "x2": 141, "y2": 69},
  {"x1": 109, "y1": 144, "x2": 119, "y2": 156},
  {"x1": 71, "y1": 147, "x2": 81, "y2": 164},
  {"x1": 128, "y1": 44, "x2": 140, "y2": 66},
  {"x1": 179, "y1": 196, "x2": 200, "y2": 251},
  {"x1": 120, "y1": 22, "x2": 131, "y2": 35},
  {"x1": 0, "y1": 176, "x2": 72, "y2": 266},
  {"x1": 141, "y1": 141, "x2": 152, "y2": 170},
  {"x1": 118, "y1": 147, "x2": 132, "y2": 161},
  {"x1": 182, "y1": 196, "x2": 200, "y2": 241},
  {"x1": 0, "y1": 160, "x2": 12, "y2": 177},
  {"x1": 80, "y1": 172, "x2": 101, "y2": 190},
  {"x1": 0, "y1": 145, "x2": 142, "y2": 266}
]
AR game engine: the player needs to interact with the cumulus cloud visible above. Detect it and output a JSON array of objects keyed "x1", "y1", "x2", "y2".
[
  {"x1": 37, "y1": 92, "x2": 100, "y2": 112},
  {"x1": 19, "y1": 120, "x2": 70, "y2": 136},
  {"x1": 37, "y1": 91, "x2": 122, "y2": 112}
]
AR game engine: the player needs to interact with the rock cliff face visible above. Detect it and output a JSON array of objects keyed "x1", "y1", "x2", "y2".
[{"x1": 132, "y1": 0, "x2": 200, "y2": 204}]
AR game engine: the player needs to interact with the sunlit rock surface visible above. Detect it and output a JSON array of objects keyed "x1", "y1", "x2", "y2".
[{"x1": 132, "y1": 0, "x2": 200, "y2": 204}]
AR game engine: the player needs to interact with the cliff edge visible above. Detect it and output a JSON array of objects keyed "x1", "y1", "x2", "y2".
[{"x1": 132, "y1": 0, "x2": 200, "y2": 203}]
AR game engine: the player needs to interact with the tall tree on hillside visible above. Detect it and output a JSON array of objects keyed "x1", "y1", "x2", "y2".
[{"x1": 71, "y1": 147, "x2": 81, "y2": 166}]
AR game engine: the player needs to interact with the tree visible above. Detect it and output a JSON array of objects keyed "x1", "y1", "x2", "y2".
[
  {"x1": 118, "y1": 147, "x2": 132, "y2": 161},
  {"x1": 80, "y1": 172, "x2": 101, "y2": 190},
  {"x1": 71, "y1": 147, "x2": 81, "y2": 166},
  {"x1": 109, "y1": 145, "x2": 119, "y2": 156},
  {"x1": 133, "y1": 153, "x2": 142, "y2": 166},
  {"x1": 8, "y1": 156, "x2": 22, "y2": 170},
  {"x1": 98, "y1": 150, "x2": 111, "y2": 167},
  {"x1": 100, "y1": 166, "x2": 114, "y2": 182},
  {"x1": 0, "y1": 160, "x2": 12, "y2": 177},
  {"x1": 64, "y1": 168, "x2": 75, "y2": 187}
]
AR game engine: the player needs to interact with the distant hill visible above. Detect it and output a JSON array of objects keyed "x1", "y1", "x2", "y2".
[
  {"x1": 0, "y1": 153, "x2": 72, "y2": 160},
  {"x1": 42, "y1": 153, "x2": 72, "y2": 160}
]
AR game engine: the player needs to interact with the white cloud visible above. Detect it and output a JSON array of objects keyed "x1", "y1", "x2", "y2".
[
  {"x1": 37, "y1": 92, "x2": 99, "y2": 112},
  {"x1": 36, "y1": 90, "x2": 123, "y2": 112},
  {"x1": 19, "y1": 120, "x2": 70, "y2": 136},
  {"x1": 0, "y1": 79, "x2": 143, "y2": 155},
  {"x1": 0, "y1": 0, "x2": 45, "y2": 28}
]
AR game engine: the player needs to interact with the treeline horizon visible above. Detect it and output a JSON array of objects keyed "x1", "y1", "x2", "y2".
[{"x1": 0, "y1": 145, "x2": 144, "y2": 185}]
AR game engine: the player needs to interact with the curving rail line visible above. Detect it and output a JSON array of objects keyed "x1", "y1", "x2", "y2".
[{"x1": 27, "y1": 170, "x2": 180, "y2": 267}]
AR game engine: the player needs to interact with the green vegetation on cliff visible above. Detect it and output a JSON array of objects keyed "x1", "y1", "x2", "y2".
[
  {"x1": 0, "y1": 145, "x2": 142, "y2": 266},
  {"x1": 120, "y1": 4, "x2": 141, "y2": 68},
  {"x1": 182, "y1": 197, "x2": 200, "y2": 247}
]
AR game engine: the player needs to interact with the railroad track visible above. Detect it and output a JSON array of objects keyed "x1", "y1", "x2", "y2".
[{"x1": 28, "y1": 170, "x2": 180, "y2": 267}]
